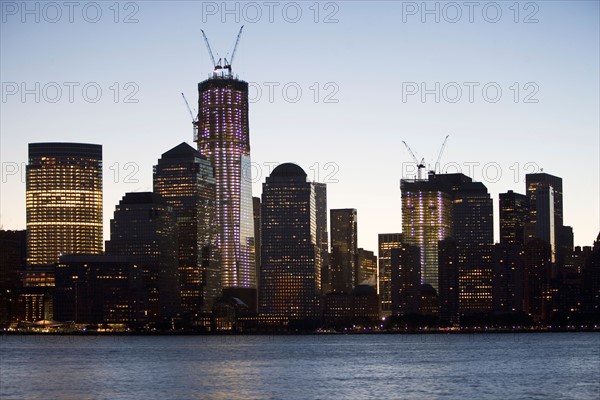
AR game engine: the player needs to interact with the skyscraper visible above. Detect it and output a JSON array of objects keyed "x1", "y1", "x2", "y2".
[
  {"x1": 259, "y1": 163, "x2": 321, "y2": 318},
  {"x1": 253, "y1": 196, "x2": 261, "y2": 291},
  {"x1": 313, "y1": 183, "x2": 329, "y2": 294},
  {"x1": 401, "y1": 174, "x2": 453, "y2": 292},
  {"x1": 106, "y1": 192, "x2": 180, "y2": 323},
  {"x1": 378, "y1": 233, "x2": 403, "y2": 317},
  {"x1": 26, "y1": 142, "x2": 103, "y2": 266},
  {"x1": 390, "y1": 244, "x2": 421, "y2": 315},
  {"x1": 330, "y1": 209, "x2": 358, "y2": 294},
  {"x1": 196, "y1": 72, "x2": 256, "y2": 308},
  {"x1": 154, "y1": 142, "x2": 219, "y2": 315},
  {"x1": 499, "y1": 190, "x2": 529, "y2": 245}
]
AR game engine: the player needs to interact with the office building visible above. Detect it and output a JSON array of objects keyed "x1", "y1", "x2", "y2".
[
  {"x1": 26, "y1": 142, "x2": 103, "y2": 266},
  {"x1": 330, "y1": 209, "x2": 358, "y2": 294},
  {"x1": 154, "y1": 142, "x2": 219, "y2": 315},
  {"x1": 106, "y1": 192, "x2": 180, "y2": 323},
  {"x1": 259, "y1": 163, "x2": 321, "y2": 318}
]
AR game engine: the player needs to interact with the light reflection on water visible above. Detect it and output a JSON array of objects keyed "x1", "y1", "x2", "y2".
[{"x1": 1, "y1": 333, "x2": 599, "y2": 399}]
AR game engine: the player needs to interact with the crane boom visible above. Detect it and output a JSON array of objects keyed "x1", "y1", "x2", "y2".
[
  {"x1": 403, "y1": 140, "x2": 426, "y2": 180},
  {"x1": 201, "y1": 29, "x2": 217, "y2": 68},
  {"x1": 434, "y1": 134, "x2": 450, "y2": 172},
  {"x1": 229, "y1": 25, "x2": 244, "y2": 66},
  {"x1": 181, "y1": 93, "x2": 196, "y2": 122}
]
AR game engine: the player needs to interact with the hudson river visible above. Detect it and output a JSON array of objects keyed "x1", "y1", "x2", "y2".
[{"x1": 1, "y1": 333, "x2": 599, "y2": 399}]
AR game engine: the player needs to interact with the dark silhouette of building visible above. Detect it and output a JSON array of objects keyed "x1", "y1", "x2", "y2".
[
  {"x1": 154, "y1": 142, "x2": 219, "y2": 316},
  {"x1": 438, "y1": 238, "x2": 459, "y2": 324},
  {"x1": 581, "y1": 233, "x2": 600, "y2": 314},
  {"x1": 0, "y1": 230, "x2": 26, "y2": 327},
  {"x1": 54, "y1": 255, "x2": 146, "y2": 326},
  {"x1": 26, "y1": 142, "x2": 103, "y2": 266},
  {"x1": 378, "y1": 233, "x2": 402, "y2": 317},
  {"x1": 391, "y1": 244, "x2": 421, "y2": 315},
  {"x1": 106, "y1": 192, "x2": 180, "y2": 323},
  {"x1": 492, "y1": 243, "x2": 524, "y2": 314},
  {"x1": 196, "y1": 76, "x2": 256, "y2": 309},
  {"x1": 330, "y1": 209, "x2": 357, "y2": 294},
  {"x1": 253, "y1": 196, "x2": 261, "y2": 292},
  {"x1": 322, "y1": 286, "x2": 380, "y2": 329},
  {"x1": 259, "y1": 163, "x2": 321, "y2": 319},
  {"x1": 525, "y1": 173, "x2": 573, "y2": 269},
  {"x1": 420, "y1": 284, "x2": 440, "y2": 317},
  {"x1": 523, "y1": 238, "x2": 553, "y2": 320},
  {"x1": 499, "y1": 190, "x2": 529, "y2": 245},
  {"x1": 352, "y1": 284, "x2": 380, "y2": 327}
]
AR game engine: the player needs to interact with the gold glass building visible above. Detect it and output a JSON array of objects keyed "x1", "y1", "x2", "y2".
[{"x1": 26, "y1": 143, "x2": 103, "y2": 266}]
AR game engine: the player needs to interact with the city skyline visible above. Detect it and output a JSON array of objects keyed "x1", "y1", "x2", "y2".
[{"x1": 1, "y1": 2, "x2": 599, "y2": 253}]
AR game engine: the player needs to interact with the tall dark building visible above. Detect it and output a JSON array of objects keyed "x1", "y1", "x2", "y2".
[
  {"x1": 523, "y1": 238, "x2": 553, "y2": 320},
  {"x1": 391, "y1": 244, "x2": 421, "y2": 315},
  {"x1": 499, "y1": 190, "x2": 529, "y2": 245},
  {"x1": 581, "y1": 233, "x2": 600, "y2": 314},
  {"x1": 0, "y1": 230, "x2": 26, "y2": 327},
  {"x1": 196, "y1": 75, "x2": 256, "y2": 308},
  {"x1": 314, "y1": 183, "x2": 329, "y2": 294},
  {"x1": 330, "y1": 209, "x2": 357, "y2": 294},
  {"x1": 492, "y1": 243, "x2": 524, "y2": 314},
  {"x1": 438, "y1": 239, "x2": 459, "y2": 324},
  {"x1": 378, "y1": 233, "x2": 403, "y2": 317},
  {"x1": 448, "y1": 174, "x2": 494, "y2": 315},
  {"x1": 259, "y1": 163, "x2": 321, "y2": 318},
  {"x1": 525, "y1": 172, "x2": 572, "y2": 268},
  {"x1": 26, "y1": 143, "x2": 103, "y2": 266},
  {"x1": 154, "y1": 142, "x2": 219, "y2": 316},
  {"x1": 106, "y1": 192, "x2": 180, "y2": 323},
  {"x1": 54, "y1": 255, "x2": 146, "y2": 325},
  {"x1": 253, "y1": 196, "x2": 261, "y2": 292}
]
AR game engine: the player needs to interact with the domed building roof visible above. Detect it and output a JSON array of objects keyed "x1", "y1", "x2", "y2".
[{"x1": 268, "y1": 163, "x2": 307, "y2": 182}]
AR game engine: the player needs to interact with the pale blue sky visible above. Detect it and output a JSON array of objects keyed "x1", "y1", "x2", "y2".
[{"x1": 1, "y1": 1, "x2": 599, "y2": 252}]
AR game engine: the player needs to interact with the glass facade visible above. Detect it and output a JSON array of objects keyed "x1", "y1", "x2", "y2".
[
  {"x1": 196, "y1": 77, "x2": 256, "y2": 292},
  {"x1": 401, "y1": 179, "x2": 453, "y2": 292},
  {"x1": 26, "y1": 143, "x2": 103, "y2": 266},
  {"x1": 378, "y1": 233, "x2": 403, "y2": 317},
  {"x1": 259, "y1": 163, "x2": 321, "y2": 318},
  {"x1": 154, "y1": 142, "x2": 220, "y2": 315},
  {"x1": 330, "y1": 209, "x2": 357, "y2": 294},
  {"x1": 499, "y1": 190, "x2": 529, "y2": 245}
]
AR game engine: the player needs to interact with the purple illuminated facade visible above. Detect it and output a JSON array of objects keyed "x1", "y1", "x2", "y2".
[{"x1": 196, "y1": 77, "x2": 256, "y2": 304}]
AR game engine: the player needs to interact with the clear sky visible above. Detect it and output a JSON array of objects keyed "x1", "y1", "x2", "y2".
[{"x1": 1, "y1": 1, "x2": 599, "y2": 252}]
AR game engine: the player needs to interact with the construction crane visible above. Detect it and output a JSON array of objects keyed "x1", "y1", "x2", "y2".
[
  {"x1": 181, "y1": 93, "x2": 198, "y2": 142},
  {"x1": 402, "y1": 141, "x2": 426, "y2": 180},
  {"x1": 223, "y1": 25, "x2": 244, "y2": 76},
  {"x1": 433, "y1": 134, "x2": 450, "y2": 174},
  {"x1": 201, "y1": 29, "x2": 222, "y2": 73}
]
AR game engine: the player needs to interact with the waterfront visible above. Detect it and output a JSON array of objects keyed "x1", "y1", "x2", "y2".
[{"x1": 1, "y1": 333, "x2": 598, "y2": 399}]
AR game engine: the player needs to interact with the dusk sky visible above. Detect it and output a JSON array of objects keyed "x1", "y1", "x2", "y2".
[{"x1": 1, "y1": 1, "x2": 598, "y2": 252}]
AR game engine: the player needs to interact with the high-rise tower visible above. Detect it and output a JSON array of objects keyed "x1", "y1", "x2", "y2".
[
  {"x1": 196, "y1": 28, "x2": 256, "y2": 309},
  {"x1": 154, "y1": 142, "x2": 220, "y2": 315},
  {"x1": 26, "y1": 143, "x2": 103, "y2": 266}
]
